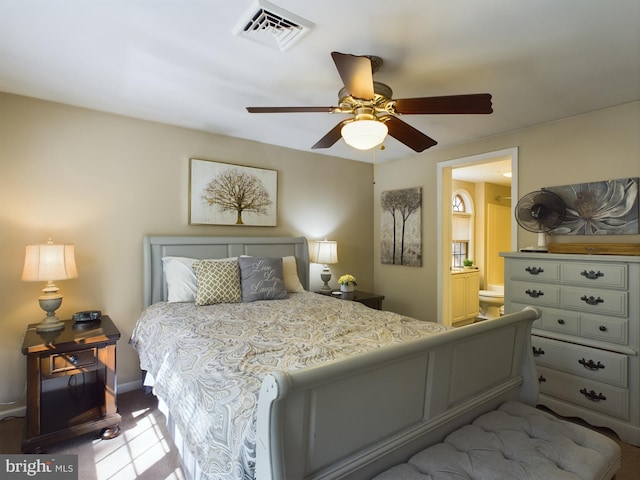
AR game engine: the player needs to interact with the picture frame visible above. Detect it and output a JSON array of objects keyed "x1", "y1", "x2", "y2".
[
  {"x1": 189, "y1": 158, "x2": 277, "y2": 226},
  {"x1": 380, "y1": 186, "x2": 423, "y2": 266}
]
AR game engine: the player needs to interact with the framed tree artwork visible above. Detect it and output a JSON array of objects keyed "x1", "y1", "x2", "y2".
[
  {"x1": 380, "y1": 186, "x2": 423, "y2": 266},
  {"x1": 189, "y1": 158, "x2": 277, "y2": 226}
]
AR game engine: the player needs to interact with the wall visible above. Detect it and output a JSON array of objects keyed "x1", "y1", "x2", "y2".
[
  {"x1": 374, "y1": 101, "x2": 640, "y2": 321},
  {"x1": 0, "y1": 92, "x2": 375, "y2": 408}
]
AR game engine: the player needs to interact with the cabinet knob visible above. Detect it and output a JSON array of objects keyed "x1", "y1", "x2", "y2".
[
  {"x1": 68, "y1": 355, "x2": 78, "y2": 365},
  {"x1": 599, "y1": 325, "x2": 608, "y2": 332},
  {"x1": 538, "y1": 375, "x2": 547, "y2": 383},
  {"x1": 532, "y1": 346, "x2": 545, "y2": 356},
  {"x1": 557, "y1": 318, "x2": 565, "y2": 325},
  {"x1": 580, "y1": 270, "x2": 604, "y2": 280},
  {"x1": 525, "y1": 266, "x2": 544, "y2": 275},
  {"x1": 525, "y1": 289, "x2": 544, "y2": 298},
  {"x1": 580, "y1": 388, "x2": 607, "y2": 402},
  {"x1": 579, "y1": 358, "x2": 605, "y2": 370},
  {"x1": 580, "y1": 295, "x2": 604, "y2": 306}
]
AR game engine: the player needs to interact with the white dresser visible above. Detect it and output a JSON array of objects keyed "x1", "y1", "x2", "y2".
[{"x1": 501, "y1": 251, "x2": 640, "y2": 446}]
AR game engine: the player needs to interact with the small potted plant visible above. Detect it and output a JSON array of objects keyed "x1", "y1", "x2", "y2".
[
  {"x1": 463, "y1": 259, "x2": 474, "y2": 269},
  {"x1": 338, "y1": 274, "x2": 357, "y2": 293}
]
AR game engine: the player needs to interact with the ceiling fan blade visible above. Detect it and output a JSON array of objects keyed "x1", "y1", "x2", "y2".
[
  {"x1": 331, "y1": 52, "x2": 374, "y2": 100},
  {"x1": 394, "y1": 93, "x2": 493, "y2": 115},
  {"x1": 382, "y1": 116, "x2": 438, "y2": 152},
  {"x1": 311, "y1": 120, "x2": 351, "y2": 149},
  {"x1": 247, "y1": 106, "x2": 334, "y2": 113}
]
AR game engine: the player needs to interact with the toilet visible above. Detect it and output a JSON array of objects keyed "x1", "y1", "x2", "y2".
[{"x1": 478, "y1": 284, "x2": 504, "y2": 320}]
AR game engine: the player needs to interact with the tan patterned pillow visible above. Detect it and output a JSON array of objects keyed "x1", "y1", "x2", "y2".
[{"x1": 192, "y1": 259, "x2": 241, "y2": 305}]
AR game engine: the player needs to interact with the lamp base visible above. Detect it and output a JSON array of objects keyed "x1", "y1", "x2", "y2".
[
  {"x1": 320, "y1": 268, "x2": 332, "y2": 292},
  {"x1": 36, "y1": 293, "x2": 65, "y2": 332},
  {"x1": 36, "y1": 317, "x2": 65, "y2": 332}
]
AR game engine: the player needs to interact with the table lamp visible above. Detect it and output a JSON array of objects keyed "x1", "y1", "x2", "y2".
[
  {"x1": 22, "y1": 239, "x2": 78, "y2": 332},
  {"x1": 309, "y1": 240, "x2": 338, "y2": 292}
]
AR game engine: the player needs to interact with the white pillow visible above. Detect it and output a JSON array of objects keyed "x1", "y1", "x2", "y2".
[
  {"x1": 282, "y1": 256, "x2": 305, "y2": 292},
  {"x1": 162, "y1": 256, "x2": 197, "y2": 302},
  {"x1": 162, "y1": 256, "x2": 241, "y2": 302}
]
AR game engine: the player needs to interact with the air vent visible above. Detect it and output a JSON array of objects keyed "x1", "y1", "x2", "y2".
[{"x1": 232, "y1": 0, "x2": 313, "y2": 52}]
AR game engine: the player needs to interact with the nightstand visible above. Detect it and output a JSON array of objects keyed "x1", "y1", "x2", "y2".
[
  {"x1": 316, "y1": 290, "x2": 385, "y2": 310},
  {"x1": 21, "y1": 315, "x2": 121, "y2": 452}
]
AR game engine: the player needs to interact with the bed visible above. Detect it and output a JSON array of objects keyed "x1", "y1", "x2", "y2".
[{"x1": 130, "y1": 235, "x2": 541, "y2": 480}]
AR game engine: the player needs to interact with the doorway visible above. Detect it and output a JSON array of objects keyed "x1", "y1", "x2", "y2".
[{"x1": 436, "y1": 148, "x2": 518, "y2": 326}]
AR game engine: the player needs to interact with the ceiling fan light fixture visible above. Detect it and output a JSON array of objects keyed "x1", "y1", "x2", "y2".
[{"x1": 341, "y1": 119, "x2": 388, "y2": 150}]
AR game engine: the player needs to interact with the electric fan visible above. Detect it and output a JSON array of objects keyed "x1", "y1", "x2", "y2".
[{"x1": 515, "y1": 189, "x2": 566, "y2": 252}]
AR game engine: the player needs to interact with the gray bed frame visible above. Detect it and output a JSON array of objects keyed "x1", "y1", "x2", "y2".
[
  {"x1": 143, "y1": 235, "x2": 309, "y2": 307},
  {"x1": 141, "y1": 235, "x2": 541, "y2": 480}
]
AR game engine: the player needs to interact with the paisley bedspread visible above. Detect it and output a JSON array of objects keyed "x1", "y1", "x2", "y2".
[{"x1": 130, "y1": 291, "x2": 449, "y2": 479}]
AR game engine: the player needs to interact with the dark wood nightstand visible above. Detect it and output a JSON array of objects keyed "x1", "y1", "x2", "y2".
[
  {"x1": 316, "y1": 290, "x2": 385, "y2": 310},
  {"x1": 21, "y1": 315, "x2": 121, "y2": 452}
]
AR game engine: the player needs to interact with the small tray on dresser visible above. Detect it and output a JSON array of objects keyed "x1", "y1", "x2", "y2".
[{"x1": 547, "y1": 243, "x2": 640, "y2": 255}]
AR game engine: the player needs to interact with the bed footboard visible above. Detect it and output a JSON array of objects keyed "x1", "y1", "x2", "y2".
[{"x1": 255, "y1": 306, "x2": 541, "y2": 480}]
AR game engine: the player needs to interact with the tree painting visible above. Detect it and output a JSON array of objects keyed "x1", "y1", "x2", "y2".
[
  {"x1": 201, "y1": 168, "x2": 272, "y2": 224},
  {"x1": 189, "y1": 159, "x2": 277, "y2": 226},
  {"x1": 381, "y1": 187, "x2": 422, "y2": 266}
]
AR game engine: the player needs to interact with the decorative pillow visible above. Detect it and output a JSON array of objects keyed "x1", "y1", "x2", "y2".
[
  {"x1": 162, "y1": 256, "x2": 198, "y2": 302},
  {"x1": 282, "y1": 256, "x2": 305, "y2": 292},
  {"x1": 192, "y1": 259, "x2": 242, "y2": 305},
  {"x1": 238, "y1": 256, "x2": 288, "y2": 302}
]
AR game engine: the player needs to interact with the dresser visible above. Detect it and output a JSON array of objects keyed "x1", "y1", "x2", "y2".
[{"x1": 501, "y1": 252, "x2": 640, "y2": 446}]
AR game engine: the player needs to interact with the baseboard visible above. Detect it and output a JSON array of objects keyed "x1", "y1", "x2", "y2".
[
  {"x1": 0, "y1": 404, "x2": 26, "y2": 420},
  {"x1": 118, "y1": 379, "x2": 143, "y2": 394}
]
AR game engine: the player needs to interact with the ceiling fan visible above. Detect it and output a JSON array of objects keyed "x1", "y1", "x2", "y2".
[{"x1": 246, "y1": 52, "x2": 493, "y2": 152}]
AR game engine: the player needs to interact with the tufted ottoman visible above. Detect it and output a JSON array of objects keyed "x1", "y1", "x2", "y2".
[{"x1": 372, "y1": 401, "x2": 620, "y2": 480}]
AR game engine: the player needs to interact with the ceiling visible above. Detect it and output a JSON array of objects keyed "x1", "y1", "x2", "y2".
[
  {"x1": 452, "y1": 158, "x2": 512, "y2": 186},
  {"x1": 1, "y1": 1, "x2": 638, "y2": 163}
]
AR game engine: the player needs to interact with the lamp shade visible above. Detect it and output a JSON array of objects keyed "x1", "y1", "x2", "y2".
[
  {"x1": 309, "y1": 240, "x2": 338, "y2": 265},
  {"x1": 341, "y1": 120, "x2": 388, "y2": 150},
  {"x1": 22, "y1": 241, "x2": 78, "y2": 282}
]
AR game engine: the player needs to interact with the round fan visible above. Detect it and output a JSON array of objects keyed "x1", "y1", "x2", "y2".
[{"x1": 515, "y1": 189, "x2": 566, "y2": 251}]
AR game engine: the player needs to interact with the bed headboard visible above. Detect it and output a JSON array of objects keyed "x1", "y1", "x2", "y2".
[{"x1": 143, "y1": 236, "x2": 310, "y2": 307}]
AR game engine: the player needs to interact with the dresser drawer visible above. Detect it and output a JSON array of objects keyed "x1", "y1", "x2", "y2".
[
  {"x1": 532, "y1": 336, "x2": 627, "y2": 387},
  {"x1": 508, "y1": 259, "x2": 560, "y2": 282},
  {"x1": 510, "y1": 281, "x2": 561, "y2": 307},
  {"x1": 44, "y1": 348, "x2": 98, "y2": 376},
  {"x1": 537, "y1": 366, "x2": 629, "y2": 420},
  {"x1": 561, "y1": 286, "x2": 628, "y2": 317},
  {"x1": 562, "y1": 263, "x2": 627, "y2": 289},
  {"x1": 536, "y1": 307, "x2": 580, "y2": 335},
  {"x1": 580, "y1": 313, "x2": 628, "y2": 345}
]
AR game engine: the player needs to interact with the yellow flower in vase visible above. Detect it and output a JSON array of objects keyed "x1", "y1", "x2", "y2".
[{"x1": 338, "y1": 274, "x2": 357, "y2": 292}]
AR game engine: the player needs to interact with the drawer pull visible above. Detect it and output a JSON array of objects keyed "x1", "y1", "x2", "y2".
[
  {"x1": 599, "y1": 325, "x2": 608, "y2": 332},
  {"x1": 580, "y1": 270, "x2": 604, "y2": 280},
  {"x1": 580, "y1": 295, "x2": 604, "y2": 305},
  {"x1": 538, "y1": 375, "x2": 547, "y2": 383},
  {"x1": 579, "y1": 358, "x2": 605, "y2": 370},
  {"x1": 557, "y1": 318, "x2": 565, "y2": 325},
  {"x1": 532, "y1": 346, "x2": 545, "y2": 356},
  {"x1": 525, "y1": 289, "x2": 544, "y2": 298},
  {"x1": 68, "y1": 355, "x2": 79, "y2": 365},
  {"x1": 580, "y1": 388, "x2": 607, "y2": 402},
  {"x1": 525, "y1": 266, "x2": 544, "y2": 275}
]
